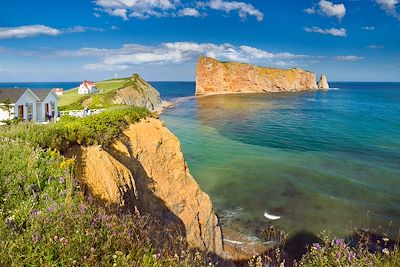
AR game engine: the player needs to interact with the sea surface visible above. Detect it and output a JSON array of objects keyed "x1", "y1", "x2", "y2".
[{"x1": 156, "y1": 82, "x2": 400, "y2": 241}]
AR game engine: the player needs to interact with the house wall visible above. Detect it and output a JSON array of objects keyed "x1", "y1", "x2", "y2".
[
  {"x1": 78, "y1": 85, "x2": 88, "y2": 95},
  {"x1": 38, "y1": 92, "x2": 59, "y2": 122},
  {"x1": 14, "y1": 91, "x2": 38, "y2": 121}
]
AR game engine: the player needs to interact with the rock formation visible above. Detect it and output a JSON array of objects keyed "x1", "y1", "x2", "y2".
[
  {"x1": 72, "y1": 118, "x2": 225, "y2": 257},
  {"x1": 113, "y1": 74, "x2": 162, "y2": 111},
  {"x1": 196, "y1": 56, "x2": 327, "y2": 95},
  {"x1": 318, "y1": 74, "x2": 329, "y2": 89}
]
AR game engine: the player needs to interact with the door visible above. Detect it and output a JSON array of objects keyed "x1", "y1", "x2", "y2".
[
  {"x1": 45, "y1": 103, "x2": 49, "y2": 120},
  {"x1": 18, "y1": 105, "x2": 24, "y2": 119}
]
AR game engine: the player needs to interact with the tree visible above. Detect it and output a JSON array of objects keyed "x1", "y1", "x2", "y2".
[{"x1": 0, "y1": 98, "x2": 13, "y2": 119}]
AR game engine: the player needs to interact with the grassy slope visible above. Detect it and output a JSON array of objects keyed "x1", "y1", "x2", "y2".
[{"x1": 59, "y1": 79, "x2": 128, "y2": 109}]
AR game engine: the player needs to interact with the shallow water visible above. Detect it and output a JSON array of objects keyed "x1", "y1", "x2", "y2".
[{"x1": 158, "y1": 82, "x2": 400, "y2": 240}]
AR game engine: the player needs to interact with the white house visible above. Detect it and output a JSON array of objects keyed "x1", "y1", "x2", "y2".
[
  {"x1": 0, "y1": 88, "x2": 59, "y2": 122},
  {"x1": 53, "y1": 88, "x2": 64, "y2": 96},
  {"x1": 78, "y1": 81, "x2": 97, "y2": 95}
]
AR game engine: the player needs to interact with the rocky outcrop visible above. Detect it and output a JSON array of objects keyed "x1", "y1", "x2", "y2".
[
  {"x1": 318, "y1": 74, "x2": 329, "y2": 90},
  {"x1": 196, "y1": 56, "x2": 327, "y2": 95},
  {"x1": 113, "y1": 74, "x2": 162, "y2": 111},
  {"x1": 73, "y1": 118, "x2": 224, "y2": 257}
]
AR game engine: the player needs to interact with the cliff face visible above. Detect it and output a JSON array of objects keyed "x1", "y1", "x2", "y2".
[
  {"x1": 196, "y1": 56, "x2": 324, "y2": 95},
  {"x1": 73, "y1": 118, "x2": 224, "y2": 257},
  {"x1": 113, "y1": 74, "x2": 162, "y2": 111},
  {"x1": 318, "y1": 74, "x2": 329, "y2": 89}
]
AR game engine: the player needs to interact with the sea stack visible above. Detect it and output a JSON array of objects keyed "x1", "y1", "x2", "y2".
[
  {"x1": 318, "y1": 74, "x2": 329, "y2": 90},
  {"x1": 196, "y1": 56, "x2": 328, "y2": 95}
]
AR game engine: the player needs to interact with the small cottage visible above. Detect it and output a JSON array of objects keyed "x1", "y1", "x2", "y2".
[
  {"x1": 0, "y1": 88, "x2": 59, "y2": 122},
  {"x1": 78, "y1": 81, "x2": 97, "y2": 95}
]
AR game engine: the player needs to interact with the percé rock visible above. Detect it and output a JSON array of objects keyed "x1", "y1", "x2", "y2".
[
  {"x1": 73, "y1": 118, "x2": 225, "y2": 257},
  {"x1": 112, "y1": 74, "x2": 162, "y2": 111},
  {"x1": 196, "y1": 56, "x2": 325, "y2": 95},
  {"x1": 318, "y1": 74, "x2": 329, "y2": 89}
]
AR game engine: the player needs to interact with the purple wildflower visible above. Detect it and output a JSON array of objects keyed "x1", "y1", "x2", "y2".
[
  {"x1": 337, "y1": 252, "x2": 341, "y2": 259},
  {"x1": 59, "y1": 177, "x2": 65, "y2": 184},
  {"x1": 313, "y1": 243, "x2": 321, "y2": 250},
  {"x1": 47, "y1": 206, "x2": 54, "y2": 213},
  {"x1": 347, "y1": 252, "x2": 352, "y2": 262},
  {"x1": 31, "y1": 209, "x2": 39, "y2": 216},
  {"x1": 79, "y1": 203, "x2": 86, "y2": 213}
]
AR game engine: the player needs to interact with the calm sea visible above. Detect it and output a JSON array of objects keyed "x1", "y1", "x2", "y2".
[{"x1": 157, "y1": 82, "x2": 400, "y2": 241}]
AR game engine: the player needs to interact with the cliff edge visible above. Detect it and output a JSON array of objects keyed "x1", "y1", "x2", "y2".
[
  {"x1": 196, "y1": 56, "x2": 327, "y2": 95},
  {"x1": 71, "y1": 118, "x2": 224, "y2": 257}
]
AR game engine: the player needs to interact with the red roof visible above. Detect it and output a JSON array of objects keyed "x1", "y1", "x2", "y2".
[{"x1": 81, "y1": 81, "x2": 96, "y2": 90}]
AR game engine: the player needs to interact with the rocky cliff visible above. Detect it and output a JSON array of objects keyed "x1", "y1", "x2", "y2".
[
  {"x1": 113, "y1": 74, "x2": 162, "y2": 111},
  {"x1": 71, "y1": 118, "x2": 224, "y2": 257},
  {"x1": 196, "y1": 56, "x2": 327, "y2": 95},
  {"x1": 318, "y1": 74, "x2": 329, "y2": 89}
]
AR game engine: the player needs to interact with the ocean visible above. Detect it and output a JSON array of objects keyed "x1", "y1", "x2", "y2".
[
  {"x1": 157, "y1": 82, "x2": 400, "y2": 241},
  {"x1": 3, "y1": 81, "x2": 399, "y2": 241}
]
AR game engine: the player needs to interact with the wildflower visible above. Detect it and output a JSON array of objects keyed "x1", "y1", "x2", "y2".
[
  {"x1": 337, "y1": 252, "x2": 341, "y2": 259},
  {"x1": 31, "y1": 209, "x2": 39, "y2": 216},
  {"x1": 53, "y1": 236, "x2": 59, "y2": 241},
  {"x1": 91, "y1": 247, "x2": 96, "y2": 253},
  {"x1": 382, "y1": 237, "x2": 389, "y2": 242},
  {"x1": 347, "y1": 252, "x2": 352, "y2": 262},
  {"x1": 79, "y1": 203, "x2": 86, "y2": 213},
  {"x1": 47, "y1": 206, "x2": 54, "y2": 213},
  {"x1": 59, "y1": 177, "x2": 65, "y2": 184},
  {"x1": 313, "y1": 243, "x2": 321, "y2": 250},
  {"x1": 382, "y1": 248, "x2": 390, "y2": 255}
]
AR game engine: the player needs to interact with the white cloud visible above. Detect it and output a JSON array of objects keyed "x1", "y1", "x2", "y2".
[
  {"x1": 204, "y1": 0, "x2": 264, "y2": 21},
  {"x1": 54, "y1": 42, "x2": 307, "y2": 70},
  {"x1": 304, "y1": 26, "x2": 347, "y2": 37},
  {"x1": 305, "y1": 0, "x2": 346, "y2": 20},
  {"x1": 361, "y1": 26, "x2": 375, "y2": 31},
  {"x1": 367, "y1": 45, "x2": 384, "y2": 49},
  {"x1": 94, "y1": 0, "x2": 264, "y2": 21},
  {"x1": 335, "y1": 55, "x2": 364, "y2": 61},
  {"x1": 178, "y1": 8, "x2": 201, "y2": 17},
  {"x1": 95, "y1": 0, "x2": 179, "y2": 19},
  {"x1": 0, "y1": 25, "x2": 61, "y2": 39},
  {"x1": 375, "y1": 0, "x2": 400, "y2": 19},
  {"x1": 66, "y1": 26, "x2": 105, "y2": 33}
]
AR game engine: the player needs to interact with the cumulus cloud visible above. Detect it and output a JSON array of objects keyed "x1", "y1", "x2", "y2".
[
  {"x1": 305, "y1": 0, "x2": 346, "y2": 20},
  {"x1": 178, "y1": 8, "x2": 201, "y2": 17},
  {"x1": 335, "y1": 55, "x2": 364, "y2": 61},
  {"x1": 54, "y1": 42, "x2": 307, "y2": 71},
  {"x1": 304, "y1": 26, "x2": 347, "y2": 37},
  {"x1": 0, "y1": 25, "x2": 61, "y2": 39},
  {"x1": 203, "y1": 0, "x2": 264, "y2": 21},
  {"x1": 66, "y1": 26, "x2": 105, "y2": 33},
  {"x1": 375, "y1": 0, "x2": 400, "y2": 19},
  {"x1": 94, "y1": 0, "x2": 264, "y2": 21}
]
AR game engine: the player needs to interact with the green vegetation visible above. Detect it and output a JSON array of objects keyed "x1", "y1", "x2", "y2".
[
  {"x1": 1, "y1": 106, "x2": 149, "y2": 151},
  {"x1": 59, "y1": 79, "x2": 128, "y2": 111}
]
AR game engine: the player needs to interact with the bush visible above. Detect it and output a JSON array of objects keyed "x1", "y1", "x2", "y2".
[{"x1": 0, "y1": 106, "x2": 150, "y2": 151}]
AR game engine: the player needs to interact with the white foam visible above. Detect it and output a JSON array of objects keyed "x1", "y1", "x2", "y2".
[{"x1": 264, "y1": 211, "x2": 281, "y2": 220}]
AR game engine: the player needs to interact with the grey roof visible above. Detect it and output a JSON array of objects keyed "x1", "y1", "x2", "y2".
[
  {"x1": 0, "y1": 88, "x2": 28, "y2": 103},
  {"x1": 0, "y1": 88, "x2": 55, "y2": 103},
  {"x1": 33, "y1": 89, "x2": 54, "y2": 101}
]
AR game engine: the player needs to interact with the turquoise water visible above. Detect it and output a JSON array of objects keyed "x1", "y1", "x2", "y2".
[{"x1": 158, "y1": 82, "x2": 400, "y2": 240}]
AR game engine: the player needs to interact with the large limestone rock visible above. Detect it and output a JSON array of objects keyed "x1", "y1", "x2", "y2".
[
  {"x1": 196, "y1": 56, "x2": 325, "y2": 95},
  {"x1": 113, "y1": 74, "x2": 162, "y2": 111},
  {"x1": 318, "y1": 74, "x2": 329, "y2": 89},
  {"x1": 74, "y1": 118, "x2": 224, "y2": 257}
]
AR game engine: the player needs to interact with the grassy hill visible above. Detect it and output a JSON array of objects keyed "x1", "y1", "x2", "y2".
[{"x1": 59, "y1": 79, "x2": 129, "y2": 110}]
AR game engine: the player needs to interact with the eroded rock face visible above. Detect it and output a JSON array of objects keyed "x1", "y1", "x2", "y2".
[
  {"x1": 196, "y1": 56, "x2": 324, "y2": 95},
  {"x1": 318, "y1": 74, "x2": 329, "y2": 90},
  {"x1": 113, "y1": 74, "x2": 162, "y2": 111},
  {"x1": 74, "y1": 119, "x2": 224, "y2": 257}
]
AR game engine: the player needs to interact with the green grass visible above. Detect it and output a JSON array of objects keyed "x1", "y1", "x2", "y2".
[{"x1": 59, "y1": 79, "x2": 128, "y2": 110}]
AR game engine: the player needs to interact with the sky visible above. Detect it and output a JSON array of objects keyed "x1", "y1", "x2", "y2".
[{"x1": 0, "y1": 0, "x2": 399, "y2": 82}]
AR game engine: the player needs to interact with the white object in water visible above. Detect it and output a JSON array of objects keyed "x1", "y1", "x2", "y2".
[{"x1": 264, "y1": 211, "x2": 281, "y2": 220}]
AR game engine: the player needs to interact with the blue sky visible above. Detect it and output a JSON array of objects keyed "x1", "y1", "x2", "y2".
[{"x1": 0, "y1": 0, "x2": 399, "y2": 82}]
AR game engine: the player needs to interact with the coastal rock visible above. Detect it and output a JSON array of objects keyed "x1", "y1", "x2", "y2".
[
  {"x1": 196, "y1": 56, "x2": 324, "y2": 95},
  {"x1": 113, "y1": 74, "x2": 162, "y2": 111},
  {"x1": 318, "y1": 74, "x2": 329, "y2": 89},
  {"x1": 74, "y1": 118, "x2": 225, "y2": 257}
]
